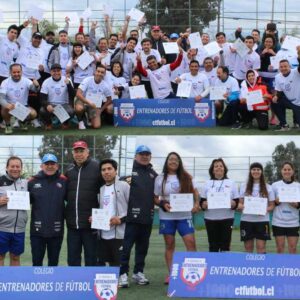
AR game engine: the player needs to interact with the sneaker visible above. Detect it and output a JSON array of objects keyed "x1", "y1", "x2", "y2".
[
  {"x1": 231, "y1": 122, "x2": 242, "y2": 129},
  {"x1": 20, "y1": 122, "x2": 28, "y2": 131},
  {"x1": 292, "y1": 123, "x2": 300, "y2": 129},
  {"x1": 5, "y1": 125, "x2": 13, "y2": 135},
  {"x1": 78, "y1": 121, "x2": 86, "y2": 130},
  {"x1": 13, "y1": 119, "x2": 20, "y2": 128},
  {"x1": 274, "y1": 124, "x2": 290, "y2": 132},
  {"x1": 164, "y1": 275, "x2": 170, "y2": 285},
  {"x1": 31, "y1": 119, "x2": 42, "y2": 128},
  {"x1": 118, "y1": 273, "x2": 129, "y2": 288},
  {"x1": 132, "y1": 272, "x2": 149, "y2": 285}
]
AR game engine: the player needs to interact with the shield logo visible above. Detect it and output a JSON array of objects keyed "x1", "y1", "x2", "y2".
[
  {"x1": 55, "y1": 87, "x2": 61, "y2": 95},
  {"x1": 14, "y1": 90, "x2": 21, "y2": 98},
  {"x1": 194, "y1": 103, "x2": 210, "y2": 122},
  {"x1": 94, "y1": 274, "x2": 117, "y2": 300},
  {"x1": 119, "y1": 103, "x2": 135, "y2": 122},
  {"x1": 180, "y1": 258, "x2": 207, "y2": 288}
]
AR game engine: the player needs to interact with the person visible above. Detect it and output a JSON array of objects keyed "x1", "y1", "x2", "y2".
[
  {"x1": 0, "y1": 156, "x2": 28, "y2": 266},
  {"x1": 119, "y1": 145, "x2": 157, "y2": 288},
  {"x1": 154, "y1": 152, "x2": 200, "y2": 284},
  {"x1": 238, "y1": 162, "x2": 275, "y2": 253},
  {"x1": 202, "y1": 57, "x2": 218, "y2": 86},
  {"x1": 40, "y1": 63, "x2": 75, "y2": 130},
  {"x1": 200, "y1": 158, "x2": 239, "y2": 252},
  {"x1": 105, "y1": 62, "x2": 127, "y2": 99},
  {"x1": 28, "y1": 154, "x2": 67, "y2": 266},
  {"x1": 0, "y1": 63, "x2": 40, "y2": 134},
  {"x1": 64, "y1": 140, "x2": 102, "y2": 266},
  {"x1": 271, "y1": 162, "x2": 300, "y2": 254},
  {"x1": 96, "y1": 159, "x2": 130, "y2": 266},
  {"x1": 120, "y1": 73, "x2": 144, "y2": 99}
]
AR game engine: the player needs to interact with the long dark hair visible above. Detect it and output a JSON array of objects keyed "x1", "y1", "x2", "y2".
[
  {"x1": 281, "y1": 161, "x2": 295, "y2": 182},
  {"x1": 111, "y1": 61, "x2": 124, "y2": 77},
  {"x1": 72, "y1": 43, "x2": 84, "y2": 60},
  {"x1": 245, "y1": 162, "x2": 268, "y2": 197},
  {"x1": 208, "y1": 158, "x2": 228, "y2": 180},
  {"x1": 161, "y1": 152, "x2": 194, "y2": 195}
]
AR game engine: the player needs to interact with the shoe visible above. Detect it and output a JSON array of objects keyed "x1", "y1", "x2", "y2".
[
  {"x1": 78, "y1": 121, "x2": 86, "y2": 130},
  {"x1": 61, "y1": 123, "x2": 69, "y2": 130},
  {"x1": 292, "y1": 123, "x2": 300, "y2": 129},
  {"x1": 164, "y1": 275, "x2": 170, "y2": 285},
  {"x1": 274, "y1": 124, "x2": 290, "y2": 132},
  {"x1": 5, "y1": 125, "x2": 13, "y2": 135},
  {"x1": 45, "y1": 124, "x2": 53, "y2": 130},
  {"x1": 132, "y1": 272, "x2": 149, "y2": 285},
  {"x1": 20, "y1": 122, "x2": 28, "y2": 131},
  {"x1": 31, "y1": 119, "x2": 42, "y2": 128},
  {"x1": 231, "y1": 122, "x2": 242, "y2": 129},
  {"x1": 118, "y1": 273, "x2": 129, "y2": 288},
  {"x1": 13, "y1": 119, "x2": 20, "y2": 128}
]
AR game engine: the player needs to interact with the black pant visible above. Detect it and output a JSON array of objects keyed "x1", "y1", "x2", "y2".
[
  {"x1": 205, "y1": 219, "x2": 234, "y2": 252},
  {"x1": 239, "y1": 104, "x2": 269, "y2": 130},
  {"x1": 97, "y1": 238, "x2": 123, "y2": 266},
  {"x1": 120, "y1": 222, "x2": 152, "y2": 275},
  {"x1": 141, "y1": 80, "x2": 153, "y2": 99},
  {"x1": 218, "y1": 101, "x2": 240, "y2": 126},
  {"x1": 271, "y1": 94, "x2": 300, "y2": 126},
  {"x1": 30, "y1": 235, "x2": 63, "y2": 266},
  {"x1": 40, "y1": 104, "x2": 75, "y2": 125},
  {"x1": 67, "y1": 228, "x2": 97, "y2": 266}
]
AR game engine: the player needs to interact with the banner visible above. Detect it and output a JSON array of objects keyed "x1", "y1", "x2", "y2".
[
  {"x1": 169, "y1": 252, "x2": 300, "y2": 299},
  {"x1": 0, "y1": 267, "x2": 119, "y2": 300},
  {"x1": 113, "y1": 98, "x2": 215, "y2": 127}
]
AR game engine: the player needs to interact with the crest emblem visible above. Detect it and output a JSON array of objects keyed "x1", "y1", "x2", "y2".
[
  {"x1": 119, "y1": 103, "x2": 135, "y2": 121},
  {"x1": 94, "y1": 274, "x2": 117, "y2": 300},
  {"x1": 180, "y1": 258, "x2": 207, "y2": 287},
  {"x1": 194, "y1": 103, "x2": 210, "y2": 122}
]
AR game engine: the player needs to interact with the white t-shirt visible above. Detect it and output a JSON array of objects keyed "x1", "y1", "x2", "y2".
[
  {"x1": 139, "y1": 49, "x2": 161, "y2": 81},
  {"x1": 214, "y1": 75, "x2": 240, "y2": 98},
  {"x1": 271, "y1": 180, "x2": 300, "y2": 227},
  {"x1": 66, "y1": 58, "x2": 94, "y2": 84},
  {"x1": 0, "y1": 77, "x2": 33, "y2": 106},
  {"x1": 202, "y1": 68, "x2": 218, "y2": 86},
  {"x1": 170, "y1": 52, "x2": 190, "y2": 82},
  {"x1": 0, "y1": 36, "x2": 19, "y2": 77},
  {"x1": 240, "y1": 182, "x2": 275, "y2": 222},
  {"x1": 275, "y1": 69, "x2": 300, "y2": 106},
  {"x1": 40, "y1": 39, "x2": 53, "y2": 74},
  {"x1": 123, "y1": 51, "x2": 137, "y2": 82},
  {"x1": 95, "y1": 51, "x2": 111, "y2": 67},
  {"x1": 101, "y1": 184, "x2": 116, "y2": 240},
  {"x1": 59, "y1": 45, "x2": 70, "y2": 75},
  {"x1": 154, "y1": 174, "x2": 194, "y2": 220},
  {"x1": 202, "y1": 178, "x2": 239, "y2": 220},
  {"x1": 180, "y1": 72, "x2": 210, "y2": 97},
  {"x1": 217, "y1": 42, "x2": 237, "y2": 74},
  {"x1": 104, "y1": 71, "x2": 127, "y2": 99},
  {"x1": 40, "y1": 76, "x2": 69, "y2": 105}
]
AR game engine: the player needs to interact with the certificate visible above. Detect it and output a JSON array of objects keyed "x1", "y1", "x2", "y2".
[
  {"x1": 26, "y1": 53, "x2": 42, "y2": 70},
  {"x1": 207, "y1": 191, "x2": 231, "y2": 209},
  {"x1": 170, "y1": 193, "x2": 194, "y2": 212},
  {"x1": 91, "y1": 208, "x2": 111, "y2": 230},
  {"x1": 278, "y1": 186, "x2": 300, "y2": 203},
  {"x1": 209, "y1": 86, "x2": 226, "y2": 100},
  {"x1": 7, "y1": 191, "x2": 30, "y2": 210},
  {"x1": 176, "y1": 81, "x2": 192, "y2": 98},
  {"x1": 281, "y1": 35, "x2": 300, "y2": 53},
  {"x1": 189, "y1": 32, "x2": 203, "y2": 49},
  {"x1": 204, "y1": 42, "x2": 222, "y2": 56},
  {"x1": 243, "y1": 196, "x2": 268, "y2": 215},
  {"x1": 27, "y1": 5, "x2": 44, "y2": 21},
  {"x1": 76, "y1": 51, "x2": 94, "y2": 70},
  {"x1": 129, "y1": 85, "x2": 147, "y2": 99},
  {"x1": 81, "y1": 7, "x2": 92, "y2": 20},
  {"x1": 232, "y1": 38, "x2": 249, "y2": 58},
  {"x1": 67, "y1": 12, "x2": 80, "y2": 25},
  {"x1": 163, "y1": 42, "x2": 179, "y2": 54},
  {"x1": 246, "y1": 90, "x2": 263, "y2": 106},
  {"x1": 87, "y1": 92, "x2": 104, "y2": 108},
  {"x1": 128, "y1": 8, "x2": 145, "y2": 22},
  {"x1": 270, "y1": 56, "x2": 281, "y2": 70},
  {"x1": 9, "y1": 102, "x2": 30, "y2": 122},
  {"x1": 53, "y1": 104, "x2": 70, "y2": 123},
  {"x1": 103, "y1": 4, "x2": 113, "y2": 17}
]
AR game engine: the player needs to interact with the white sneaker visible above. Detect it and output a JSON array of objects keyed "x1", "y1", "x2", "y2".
[
  {"x1": 118, "y1": 273, "x2": 129, "y2": 288},
  {"x1": 31, "y1": 119, "x2": 42, "y2": 128},
  {"x1": 132, "y1": 272, "x2": 149, "y2": 285},
  {"x1": 78, "y1": 121, "x2": 86, "y2": 130},
  {"x1": 13, "y1": 119, "x2": 20, "y2": 128}
]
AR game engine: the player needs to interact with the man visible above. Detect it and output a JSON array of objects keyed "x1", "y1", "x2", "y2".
[
  {"x1": 119, "y1": 145, "x2": 157, "y2": 288},
  {"x1": 28, "y1": 154, "x2": 67, "y2": 266},
  {"x1": 235, "y1": 28, "x2": 261, "y2": 50},
  {"x1": 0, "y1": 156, "x2": 28, "y2": 266},
  {"x1": 97, "y1": 159, "x2": 130, "y2": 267},
  {"x1": 40, "y1": 63, "x2": 75, "y2": 130},
  {"x1": 65, "y1": 140, "x2": 102, "y2": 266},
  {"x1": 150, "y1": 26, "x2": 167, "y2": 62},
  {"x1": 272, "y1": 47, "x2": 300, "y2": 131},
  {"x1": 0, "y1": 63, "x2": 40, "y2": 134},
  {"x1": 202, "y1": 57, "x2": 218, "y2": 86},
  {"x1": 76, "y1": 64, "x2": 112, "y2": 129},
  {"x1": 108, "y1": 34, "x2": 119, "y2": 55}
]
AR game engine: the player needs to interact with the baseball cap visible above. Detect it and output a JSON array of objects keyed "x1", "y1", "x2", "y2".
[
  {"x1": 32, "y1": 32, "x2": 43, "y2": 39},
  {"x1": 135, "y1": 145, "x2": 151, "y2": 154},
  {"x1": 266, "y1": 23, "x2": 277, "y2": 31},
  {"x1": 151, "y1": 25, "x2": 161, "y2": 31},
  {"x1": 50, "y1": 63, "x2": 62, "y2": 70},
  {"x1": 170, "y1": 33, "x2": 179, "y2": 39},
  {"x1": 42, "y1": 153, "x2": 58, "y2": 164},
  {"x1": 73, "y1": 140, "x2": 88, "y2": 149}
]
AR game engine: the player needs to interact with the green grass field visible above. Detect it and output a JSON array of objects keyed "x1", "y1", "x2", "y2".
[{"x1": 15, "y1": 226, "x2": 281, "y2": 300}]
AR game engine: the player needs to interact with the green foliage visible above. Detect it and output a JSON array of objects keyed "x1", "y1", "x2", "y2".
[{"x1": 38, "y1": 19, "x2": 58, "y2": 36}]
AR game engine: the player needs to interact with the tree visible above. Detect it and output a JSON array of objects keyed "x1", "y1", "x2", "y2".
[
  {"x1": 37, "y1": 135, "x2": 118, "y2": 173},
  {"x1": 38, "y1": 19, "x2": 58, "y2": 36},
  {"x1": 264, "y1": 141, "x2": 300, "y2": 183},
  {"x1": 137, "y1": 0, "x2": 219, "y2": 33}
]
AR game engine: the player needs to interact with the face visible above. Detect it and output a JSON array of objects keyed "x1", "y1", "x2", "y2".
[
  {"x1": 94, "y1": 67, "x2": 106, "y2": 82},
  {"x1": 72, "y1": 148, "x2": 89, "y2": 165},
  {"x1": 245, "y1": 38, "x2": 254, "y2": 50},
  {"x1": 74, "y1": 46, "x2": 82, "y2": 56},
  {"x1": 217, "y1": 68, "x2": 227, "y2": 80},
  {"x1": 142, "y1": 41, "x2": 151, "y2": 52},
  {"x1": 98, "y1": 39, "x2": 108, "y2": 51},
  {"x1": 51, "y1": 68, "x2": 62, "y2": 80},
  {"x1": 266, "y1": 30, "x2": 276, "y2": 36},
  {"x1": 151, "y1": 30, "x2": 160, "y2": 40},
  {"x1": 84, "y1": 36, "x2": 90, "y2": 45},
  {"x1": 264, "y1": 37, "x2": 274, "y2": 49},
  {"x1": 162, "y1": 35, "x2": 169, "y2": 42},
  {"x1": 167, "y1": 154, "x2": 180, "y2": 173},
  {"x1": 7, "y1": 29, "x2": 18, "y2": 41},
  {"x1": 46, "y1": 34, "x2": 55, "y2": 44},
  {"x1": 41, "y1": 162, "x2": 58, "y2": 176},
  {"x1": 251, "y1": 167, "x2": 262, "y2": 181},
  {"x1": 10, "y1": 65, "x2": 22, "y2": 81},
  {"x1": 279, "y1": 61, "x2": 291, "y2": 76},
  {"x1": 201, "y1": 33, "x2": 210, "y2": 45},
  {"x1": 204, "y1": 59, "x2": 214, "y2": 71},
  {"x1": 59, "y1": 33, "x2": 68, "y2": 44},
  {"x1": 130, "y1": 31, "x2": 139, "y2": 39},
  {"x1": 213, "y1": 161, "x2": 225, "y2": 178},
  {"x1": 32, "y1": 37, "x2": 42, "y2": 48},
  {"x1": 109, "y1": 36, "x2": 118, "y2": 48},
  {"x1": 281, "y1": 164, "x2": 294, "y2": 181},
  {"x1": 252, "y1": 31, "x2": 260, "y2": 42},
  {"x1": 112, "y1": 63, "x2": 121, "y2": 75},
  {"x1": 126, "y1": 39, "x2": 137, "y2": 51},
  {"x1": 6, "y1": 159, "x2": 22, "y2": 179},
  {"x1": 135, "y1": 152, "x2": 151, "y2": 166},
  {"x1": 76, "y1": 34, "x2": 85, "y2": 45},
  {"x1": 189, "y1": 62, "x2": 199, "y2": 75},
  {"x1": 216, "y1": 34, "x2": 226, "y2": 44},
  {"x1": 131, "y1": 75, "x2": 140, "y2": 86},
  {"x1": 247, "y1": 72, "x2": 255, "y2": 84},
  {"x1": 101, "y1": 163, "x2": 117, "y2": 183},
  {"x1": 147, "y1": 58, "x2": 158, "y2": 70},
  {"x1": 187, "y1": 48, "x2": 197, "y2": 59}
]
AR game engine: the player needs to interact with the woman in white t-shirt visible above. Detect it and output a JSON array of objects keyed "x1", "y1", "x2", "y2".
[
  {"x1": 271, "y1": 162, "x2": 300, "y2": 254},
  {"x1": 154, "y1": 152, "x2": 200, "y2": 284},
  {"x1": 105, "y1": 62, "x2": 127, "y2": 99},
  {"x1": 238, "y1": 162, "x2": 275, "y2": 253}
]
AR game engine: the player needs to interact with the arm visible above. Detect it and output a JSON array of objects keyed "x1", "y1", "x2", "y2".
[
  {"x1": 136, "y1": 57, "x2": 148, "y2": 77},
  {"x1": 78, "y1": 18, "x2": 84, "y2": 33},
  {"x1": 104, "y1": 15, "x2": 112, "y2": 39},
  {"x1": 235, "y1": 28, "x2": 245, "y2": 42},
  {"x1": 89, "y1": 22, "x2": 97, "y2": 52},
  {"x1": 63, "y1": 17, "x2": 70, "y2": 33},
  {"x1": 100, "y1": 96, "x2": 112, "y2": 113},
  {"x1": 121, "y1": 15, "x2": 131, "y2": 42},
  {"x1": 76, "y1": 88, "x2": 96, "y2": 108},
  {"x1": 169, "y1": 50, "x2": 183, "y2": 71}
]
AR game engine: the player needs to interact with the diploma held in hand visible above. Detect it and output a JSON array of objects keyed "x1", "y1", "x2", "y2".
[
  {"x1": 169, "y1": 193, "x2": 194, "y2": 212},
  {"x1": 91, "y1": 209, "x2": 111, "y2": 230},
  {"x1": 278, "y1": 186, "x2": 300, "y2": 203},
  {"x1": 243, "y1": 196, "x2": 268, "y2": 215},
  {"x1": 207, "y1": 191, "x2": 231, "y2": 209},
  {"x1": 7, "y1": 191, "x2": 30, "y2": 210}
]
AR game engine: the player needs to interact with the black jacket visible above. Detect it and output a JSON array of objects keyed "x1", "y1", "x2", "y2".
[
  {"x1": 28, "y1": 170, "x2": 67, "y2": 237},
  {"x1": 126, "y1": 160, "x2": 157, "y2": 224},
  {"x1": 64, "y1": 158, "x2": 101, "y2": 229}
]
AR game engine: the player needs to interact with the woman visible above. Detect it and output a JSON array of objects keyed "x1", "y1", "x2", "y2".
[
  {"x1": 238, "y1": 162, "x2": 275, "y2": 253},
  {"x1": 154, "y1": 152, "x2": 200, "y2": 284},
  {"x1": 105, "y1": 62, "x2": 127, "y2": 99},
  {"x1": 121, "y1": 73, "x2": 148, "y2": 99},
  {"x1": 200, "y1": 158, "x2": 239, "y2": 252},
  {"x1": 271, "y1": 162, "x2": 300, "y2": 254}
]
